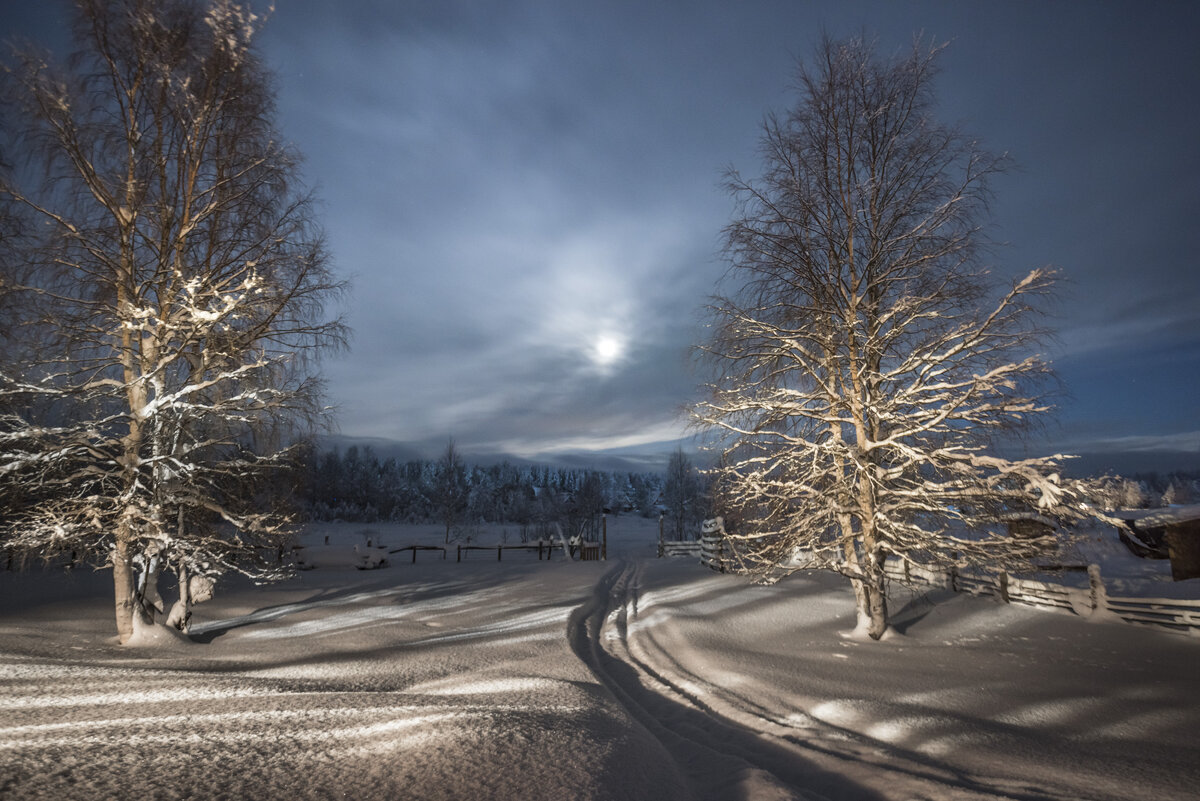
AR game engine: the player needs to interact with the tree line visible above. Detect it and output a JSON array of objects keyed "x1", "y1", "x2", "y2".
[{"x1": 299, "y1": 443, "x2": 713, "y2": 542}]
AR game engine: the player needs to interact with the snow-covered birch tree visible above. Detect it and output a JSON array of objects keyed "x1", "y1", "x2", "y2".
[
  {"x1": 0, "y1": 0, "x2": 345, "y2": 643},
  {"x1": 695, "y1": 36, "x2": 1079, "y2": 640}
]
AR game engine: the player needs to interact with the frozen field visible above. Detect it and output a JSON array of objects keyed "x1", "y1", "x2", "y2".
[{"x1": 1, "y1": 516, "x2": 1198, "y2": 800}]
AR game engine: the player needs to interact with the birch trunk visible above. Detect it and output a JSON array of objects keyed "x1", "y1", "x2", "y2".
[
  {"x1": 112, "y1": 536, "x2": 136, "y2": 644},
  {"x1": 166, "y1": 562, "x2": 191, "y2": 631}
]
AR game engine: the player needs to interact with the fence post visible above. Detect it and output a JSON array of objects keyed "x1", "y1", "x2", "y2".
[
  {"x1": 997, "y1": 570, "x2": 1010, "y2": 603},
  {"x1": 657, "y1": 514, "x2": 664, "y2": 558},
  {"x1": 457, "y1": 545, "x2": 461, "y2": 563},
  {"x1": 602, "y1": 514, "x2": 607, "y2": 561},
  {"x1": 1088, "y1": 563, "x2": 1106, "y2": 613}
]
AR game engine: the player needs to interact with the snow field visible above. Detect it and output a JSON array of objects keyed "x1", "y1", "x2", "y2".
[
  {"x1": 1, "y1": 515, "x2": 1197, "y2": 800},
  {"x1": 0, "y1": 517, "x2": 690, "y2": 801}
]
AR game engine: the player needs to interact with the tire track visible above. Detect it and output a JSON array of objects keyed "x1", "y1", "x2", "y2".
[
  {"x1": 567, "y1": 560, "x2": 848, "y2": 801},
  {"x1": 568, "y1": 560, "x2": 1081, "y2": 801}
]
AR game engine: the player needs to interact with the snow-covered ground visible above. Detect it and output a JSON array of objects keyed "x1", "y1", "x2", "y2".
[{"x1": 1, "y1": 517, "x2": 1197, "y2": 800}]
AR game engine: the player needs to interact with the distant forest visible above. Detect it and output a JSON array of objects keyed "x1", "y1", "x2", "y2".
[
  {"x1": 301, "y1": 446, "x2": 671, "y2": 537},
  {"x1": 296, "y1": 449, "x2": 1198, "y2": 537}
]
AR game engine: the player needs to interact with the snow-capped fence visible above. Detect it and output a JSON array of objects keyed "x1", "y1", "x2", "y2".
[
  {"x1": 658, "y1": 540, "x2": 703, "y2": 558},
  {"x1": 883, "y1": 558, "x2": 1200, "y2": 635},
  {"x1": 652, "y1": 534, "x2": 724, "y2": 573},
  {"x1": 658, "y1": 518, "x2": 730, "y2": 573},
  {"x1": 657, "y1": 538, "x2": 726, "y2": 572},
  {"x1": 700, "y1": 536, "x2": 728, "y2": 573}
]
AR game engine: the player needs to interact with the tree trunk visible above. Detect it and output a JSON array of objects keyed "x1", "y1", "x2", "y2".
[
  {"x1": 849, "y1": 575, "x2": 889, "y2": 639},
  {"x1": 140, "y1": 547, "x2": 164, "y2": 621},
  {"x1": 112, "y1": 537, "x2": 136, "y2": 644},
  {"x1": 864, "y1": 575, "x2": 888, "y2": 640},
  {"x1": 167, "y1": 562, "x2": 191, "y2": 631}
]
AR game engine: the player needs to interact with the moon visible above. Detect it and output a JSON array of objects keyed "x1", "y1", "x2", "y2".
[{"x1": 592, "y1": 335, "x2": 624, "y2": 367}]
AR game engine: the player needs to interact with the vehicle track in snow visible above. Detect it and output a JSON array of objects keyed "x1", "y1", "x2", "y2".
[{"x1": 568, "y1": 560, "x2": 1085, "y2": 801}]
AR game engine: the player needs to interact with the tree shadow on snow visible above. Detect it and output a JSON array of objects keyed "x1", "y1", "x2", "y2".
[
  {"x1": 886, "y1": 587, "x2": 959, "y2": 636},
  {"x1": 187, "y1": 583, "x2": 396, "y2": 644}
]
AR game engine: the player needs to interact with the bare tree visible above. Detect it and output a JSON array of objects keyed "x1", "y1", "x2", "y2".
[
  {"x1": 0, "y1": 0, "x2": 345, "y2": 643},
  {"x1": 433, "y1": 438, "x2": 468, "y2": 543},
  {"x1": 662, "y1": 447, "x2": 702, "y2": 540},
  {"x1": 695, "y1": 36, "x2": 1079, "y2": 640}
]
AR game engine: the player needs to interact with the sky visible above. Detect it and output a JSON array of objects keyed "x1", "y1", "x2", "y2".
[{"x1": 3, "y1": 1, "x2": 1199, "y2": 474}]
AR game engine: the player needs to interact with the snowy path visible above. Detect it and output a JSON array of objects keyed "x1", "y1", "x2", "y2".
[
  {"x1": 2, "y1": 519, "x2": 1198, "y2": 800},
  {"x1": 578, "y1": 558, "x2": 1200, "y2": 801}
]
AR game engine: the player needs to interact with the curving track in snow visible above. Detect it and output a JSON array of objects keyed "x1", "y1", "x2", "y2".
[{"x1": 570, "y1": 559, "x2": 1200, "y2": 801}]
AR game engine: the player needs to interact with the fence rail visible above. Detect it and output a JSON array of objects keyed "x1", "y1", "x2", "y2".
[
  {"x1": 662, "y1": 521, "x2": 1200, "y2": 636},
  {"x1": 883, "y1": 557, "x2": 1200, "y2": 636},
  {"x1": 657, "y1": 537, "x2": 728, "y2": 572},
  {"x1": 659, "y1": 540, "x2": 703, "y2": 558},
  {"x1": 455, "y1": 541, "x2": 564, "y2": 562},
  {"x1": 388, "y1": 544, "x2": 447, "y2": 563},
  {"x1": 700, "y1": 536, "x2": 727, "y2": 573}
]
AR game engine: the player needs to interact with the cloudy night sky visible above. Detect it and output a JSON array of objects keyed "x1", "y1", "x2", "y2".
[{"x1": 3, "y1": 0, "x2": 1198, "y2": 474}]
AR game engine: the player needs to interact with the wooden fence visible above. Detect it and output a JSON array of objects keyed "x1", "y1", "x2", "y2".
[
  {"x1": 658, "y1": 517, "x2": 730, "y2": 573},
  {"x1": 663, "y1": 531, "x2": 1200, "y2": 635},
  {"x1": 657, "y1": 536, "x2": 728, "y2": 573},
  {"x1": 883, "y1": 557, "x2": 1200, "y2": 636},
  {"x1": 658, "y1": 540, "x2": 702, "y2": 558},
  {"x1": 388, "y1": 544, "x2": 447, "y2": 563},
  {"x1": 700, "y1": 536, "x2": 727, "y2": 573},
  {"x1": 455, "y1": 540, "x2": 564, "y2": 562}
]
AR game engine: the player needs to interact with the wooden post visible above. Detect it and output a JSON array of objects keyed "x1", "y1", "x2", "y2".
[
  {"x1": 997, "y1": 570, "x2": 1010, "y2": 603},
  {"x1": 1088, "y1": 563, "x2": 1105, "y2": 612},
  {"x1": 457, "y1": 545, "x2": 462, "y2": 563},
  {"x1": 658, "y1": 514, "x2": 664, "y2": 558},
  {"x1": 497, "y1": 545, "x2": 502, "y2": 562},
  {"x1": 602, "y1": 514, "x2": 607, "y2": 561},
  {"x1": 412, "y1": 547, "x2": 417, "y2": 564}
]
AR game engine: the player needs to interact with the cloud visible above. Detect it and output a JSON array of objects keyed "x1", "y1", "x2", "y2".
[{"x1": 251, "y1": 0, "x2": 1200, "y2": 465}]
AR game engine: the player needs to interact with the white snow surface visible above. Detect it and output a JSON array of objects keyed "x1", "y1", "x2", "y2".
[{"x1": 0, "y1": 517, "x2": 1197, "y2": 800}]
